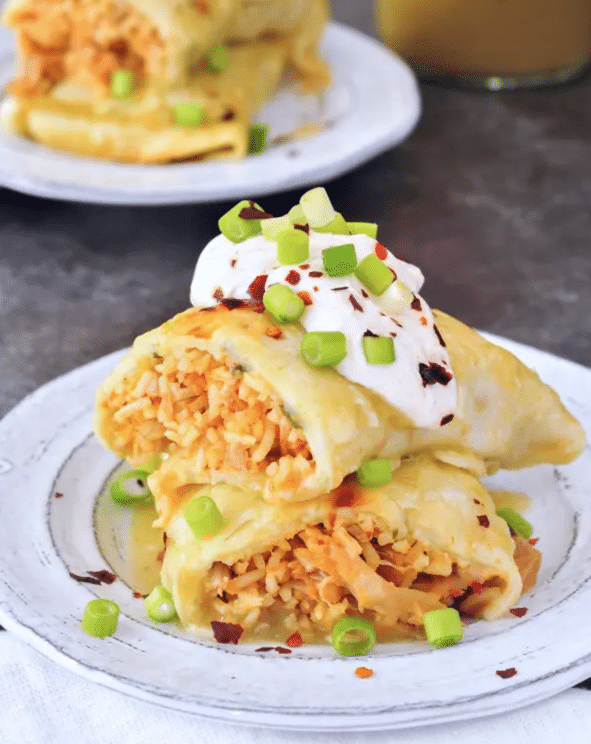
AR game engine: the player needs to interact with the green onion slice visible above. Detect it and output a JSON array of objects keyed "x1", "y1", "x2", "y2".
[
  {"x1": 322, "y1": 243, "x2": 357, "y2": 277},
  {"x1": 109, "y1": 469, "x2": 152, "y2": 506},
  {"x1": 496, "y1": 507, "x2": 534, "y2": 540},
  {"x1": 144, "y1": 585, "x2": 177, "y2": 622},
  {"x1": 300, "y1": 187, "x2": 336, "y2": 228},
  {"x1": 277, "y1": 228, "x2": 309, "y2": 265},
  {"x1": 218, "y1": 200, "x2": 264, "y2": 243},
  {"x1": 263, "y1": 284, "x2": 305, "y2": 323},
  {"x1": 174, "y1": 102, "x2": 205, "y2": 127},
  {"x1": 362, "y1": 335, "x2": 396, "y2": 364},
  {"x1": 314, "y1": 212, "x2": 350, "y2": 235},
  {"x1": 248, "y1": 124, "x2": 268, "y2": 154},
  {"x1": 423, "y1": 607, "x2": 464, "y2": 648},
  {"x1": 332, "y1": 616, "x2": 377, "y2": 656},
  {"x1": 348, "y1": 222, "x2": 378, "y2": 239},
  {"x1": 110, "y1": 69, "x2": 134, "y2": 98},
  {"x1": 205, "y1": 44, "x2": 230, "y2": 72},
  {"x1": 357, "y1": 458, "x2": 393, "y2": 486},
  {"x1": 261, "y1": 214, "x2": 291, "y2": 240},
  {"x1": 184, "y1": 494, "x2": 223, "y2": 539},
  {"x1": 81, "y1": 599, "x2": 120, "y2": 637},
  {"x1": 288, "y1": 204, "x2": 307, "y2": 226},
  {"x1": 354, "y1": 253, "x2": 394, "y2": 296},
  {"x1": 301, "y1": 331, "x2": 347, "y2": 367},
  {"x1": 381, "y1": 279, "x2": 414, "y2": 314}
]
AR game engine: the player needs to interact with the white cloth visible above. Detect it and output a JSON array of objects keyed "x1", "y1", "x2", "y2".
[{"x1": 2, "y1": 633, "x2": 591, "y2": 744}]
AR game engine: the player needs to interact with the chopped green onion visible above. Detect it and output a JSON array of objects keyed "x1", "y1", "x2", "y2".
[
  {"x1": 496, "y1": 507, "x2": 534, "y2": 540},
  {"x1": 262, "y1": 214, "x2": 291, "y2": 240},
  {"x1": 248, "y1": 124, "x2": 268, "y2": 154},
  {"x1": 184, "y1": 494, "x2": 223, "y2": 539},
  {"x1": 174, "y1": 102, "x2": 205, "y2": 127},
  {"x1": 263, "y1": 284, "x2": 305, "y2": 323},
  {"x1": 288, "y1": 204, "x2": 306, "y2": 226},
  {"x1": 81, "y1": 599, "x2": 120, "y2": 637},
  {"x1": 363, "y1": 335, "x2": 395, "y2": 364},
  {"x1": 277, "y1": 229, "x2": 309, "y2": 265},
  {"x1": 314, "y1": 212, "x2": 350, "y2": 235},
  {"x1": 144, "y1": 585, "x2": 177, "y2": 622},
  {"x1": 301, "y1": 331, "x2": 346, "y2": 367},
  {"x1": 218, "y1": 200, "x2": 264, "y2": 243},
  {"x1": 423, "y1": 608, "x2": 464, "y2": 648},
  {"x1": 322, "y1": 243, "x2": 357, "y2": 277},
  {"x1": 381, "y1": 279, "x2": 414, "y2": 314},
  {"x1": 348, "y1": 222, "x2": 378, "y2": 239},
  {"x1": 357, "y1": 458, "x2": 393, "y2": 486},
  {"x1": 332, "y1": 616, "x2": 376, "y2": 656},
  {"x1": 354, "y1": 254, "x2": 394, "y2": 296},
  {"x1": 109, "y1": 469, "x2": 152, "y2": 506},
  {"x1": 300, "y1": 187, "x2": 335, "y2": 228},
  {"x1": 205, "y1": 44, "x2": 230, "y2": 72},
  {"x1": 110, "y1": 69, "x2": 134, "y2": 98}
]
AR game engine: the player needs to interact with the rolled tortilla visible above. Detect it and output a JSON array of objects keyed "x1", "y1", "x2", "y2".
[
  {"x1": 95, "y1": 304, "x2": 585, "y2": 515},
  {"x1": 159, "y1": 456, "x2": 535, "y2": 638}
]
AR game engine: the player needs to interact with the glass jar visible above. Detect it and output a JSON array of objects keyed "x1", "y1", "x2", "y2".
[{"x1": 374, "y1": 0, "x2": 591, "y2": 89}]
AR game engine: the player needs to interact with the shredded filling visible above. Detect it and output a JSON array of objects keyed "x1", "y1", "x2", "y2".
[
  {"x1": 7, "y1": 0, "x2": 165, "y2": 96},
  {"x1": 203, "y1": 517, "x2": 538, "y2": 638},
  {"x1": 103, "y1": 346, "x2": 313, "y2": 488}
]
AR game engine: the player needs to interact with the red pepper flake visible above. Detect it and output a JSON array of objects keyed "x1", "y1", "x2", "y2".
[
  {"x1": 285, "y1": 270, "x2": 300, "y2": 286},
  {"x1": 474, "y1": 499, "x2": 482, "y2": 505},
  {"x1": 156, "y1": 549, "x2": 165, "y2": 562},
  {"x1": 222, "y1": 110, "x2": 235, "y2": 121},
  {"x1": 447, "y1": 588, "x2": 466, "y2": 599},
  {"x1": 375, "y1": 242, "x2": 388, "y2": 260},
  {"x1": 419, "y1": 361, "x2": 453, "y2": 387},
  {"x1": 132, "y1": 591, "x2": 146, "y2": 599},
  {"x1": 477, "y1": 515, "x2": 490, "y2": 528},
  {"x1": 211, "y1": 620, "x2": 244, "y2": 644},
  {"x1": 297, "y1": 291, "x2": 313, "y2": 306},
  {"x1": 213, "y1": 287, "x2": 224, "y2": 301},
  {"x1": 420, "y1": 316, "x2": 428, "y2": 326},
  {"x1": 87, "y1": 570, "x2": 116, "y2": 584},
  {"x1": 255, "y1": 647, "x2": 274, "y2": 652},
  {"x1": 299, "y1": 264, "x2": 310, "y2": 270},
  {"x1": 359, "y1": 288, "x2": 368, "y2": 299},
  {"x1": 163, "y1": 532, "x2": 167, "y2": 545},
  {"x1": 433, "y1": 324, "x2": 447, "y2": 347},
  {"x1": 313, "y1": 286, "x2": 319, "y2": 292},
  {"x1": 391, "y1": 317, "x2": 403, "y2": 328},
  {"x1": 238, "y1": 205, "x2": 273, "y2": 220},
  {"x1": 266, "y1": 326, "x2": 283, "y2": 339},
  {"x1": 294, "y1": 223, "x2": 309, "y2": 234},
  {"x1": 410, "y1": 295, "x2": 422, "y2": 311},
  {"x1": 440, "y1": 413, "x2": 454, "y2": 426},
  {"x1": 275, "y1": 646, "x2": 292, "y2": 654},
  {"x1": 285, "y1": 631, "x2": 303, "y2": 647},
  {"x1": 230, "y1": 258, "x2": 237, "y2": 267},
  {"x1": 355, "y1": 667, "x2": 374, "y2": 679},
  {"x1": 470, "y1": 581, "x2": 483, "y2": 594},
  {"x1": 349, "y1": 294, "x2": 364, "y2": 312},
  {"x1": 69, "y1": 572, "x2": 101, "y2": 585},
  {"x1": 248, "y1": 274, "x2": 268, "y2": 302},
  {"x1": 54, "y1": 492, "x2": 64, "y2": 498},
  {"x1": 331, "y1": 286, "x2": 348, "y2": 291},
  {"x1": 364, "y1": 329, "x2": 378, "y2": 338},
  {"x1": 529, "y1": 537, "x2": 539, "y2": 545},
  {"x1": 510, "y1": 607, "x2": 528, "y2": 617},
  {"x1": 390, "y1": 332, "x2": 397, "y2": 338},
  {"x1": 496, "y1": 668, "x2": 517, "y2": 679},
  {"x1": 309, "y1": 271, "x2": 323, "y2": 278}
]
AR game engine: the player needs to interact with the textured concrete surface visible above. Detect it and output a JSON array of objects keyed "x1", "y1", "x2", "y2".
[{"x1": 1, "y1": 3, "x2": 590, "y2": 419}]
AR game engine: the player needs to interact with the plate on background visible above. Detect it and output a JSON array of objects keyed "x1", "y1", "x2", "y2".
[
  {"x1": 0, "y1": 334, "x2": 590, "y2": 731},
  {"x1": 0, "y1": 23, "x2": 420, "y2": 205}
]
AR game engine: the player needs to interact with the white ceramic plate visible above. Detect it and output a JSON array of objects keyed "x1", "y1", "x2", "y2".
[
  {"x1": 0, "y1": 22, "x2": 420, "y2": 205},
  {"x1": 0, "y1": 335, "x2": 590, "y2": 732}
]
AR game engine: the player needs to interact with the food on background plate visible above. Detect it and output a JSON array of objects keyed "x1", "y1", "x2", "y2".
[
  {"x1": 94, "y1": 188, "x2": 585, "y2": 650},
  {"x1": 0, "y1": 0, "x2": 330, "y2": 163}
]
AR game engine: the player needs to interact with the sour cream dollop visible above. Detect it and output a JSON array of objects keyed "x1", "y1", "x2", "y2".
[{"x1": 190, "y1": 230, "x2": 456, "y2": 428}]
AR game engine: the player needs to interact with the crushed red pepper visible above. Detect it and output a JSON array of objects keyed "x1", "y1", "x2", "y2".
[
  {"x1": 363, "y1": 329, "x2": 378, "y2": 338},
  {"x1": 529, "y1": 537, "x2": 539, "y2": 545},
  {"x1": 275, "y1": 646, "x2": 292, "y2": 654},
  {"x1": 238, "y1": 204, "x2": 273, "y2": 220},
  {"x1": 299, "y1": 263, "x2": 310, "y2": 270},
  {"x1": 266, "y1": 326, "x2": 284, "y2": 339},
  {"x1": 355, "y1": 667, "x2": 374, "y2": 679},
  {"x1": 87, "y1": 570, "x2": 116, "y2": 584},
  {"x1": 510, "y1": 607, "x2": 528, "y2": 617},
  {"x1": 349, "y1": 294, "x2": 363, "y2": 312},
  {"x1": 54, "y1": 492, "x2": 64, "y2": 499},
  {"x1": 294, "y1": 223, "x2": 310, "y2": 234},
  {"x1": 132, "y1": 591, "x2": 146, "y2": 599},
  {"x1": 309, "y1": 271, "x2": 323, "y2": 278},
  {"x1": 360, "y1": 288, "x2": 369, "y2": 298},
  {"x1": 477, "y1": 515, "x2": 490, "y2": 528},
  {"x1": 255, "y1": 647, "x2": 274, "y2": 653},
  {"x1": 410, "y1": 295, "x2": 422, "y2": 311},
  {"x1": 213, "y1": 287, "x2": 224, "y2": 301},
  {"x1": 69, "y1": 572, "x2": 101, "y2": 585},
  {"x1": 374, "y1": 243, "x2": 388, "y2": 260},
  {"x1": 211, "y1": 620, "x2": 244, "y2": 644},
  {"x1": 419, "y1": 361, "x2": 453, "y2": 387},
  {"x1": 285, "y1": 631, "x2": 304, "y2": 647},
  {"x1": 297, "y1": 291, "x2": 313, "y2": 306},
  {"x1": 285, "y1": 270, "x2": 300, "y2": 285},
  {"x1": 496, "y1": 668, "x2": 517, "y2": 679},
  {"x1": 433, "y1": 324, "x2": 447, "y2": 347},
  {"x1": 230, "y1": 258, "x2": 237, "y2": 267},
  {"x1": 420, "y1": 316, "x2": 428, "y2": 326},
  {"x1": 440, "y1": 413, "x2": 454, "y2": 426},
  {"x1": 470, "y1": 581, "x2": 483, "y2": 594}
]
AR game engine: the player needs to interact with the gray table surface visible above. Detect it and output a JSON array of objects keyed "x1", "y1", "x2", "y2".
[{"x1": 1, "y1": 2, "x2": 590, "y2": 421}]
